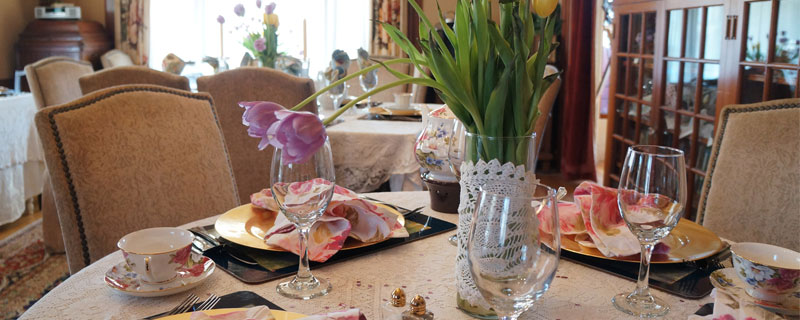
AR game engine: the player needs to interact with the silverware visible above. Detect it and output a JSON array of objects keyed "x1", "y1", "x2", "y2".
[
  {"x1": 360, "y1": 196, "x2": 424, "y2": 216},
  {"x1": 190, "y1": 227, "x2": 260, "y2": 266},
  {"x1": 163, "y1": 293, "x2": 199, "y2": 316},
  {"x1": 194, "y1": 294, "x2": 221, "y2": 311}
]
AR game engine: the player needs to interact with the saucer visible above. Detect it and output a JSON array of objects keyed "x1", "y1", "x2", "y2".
[
  {"x1": 104, "y1": 253, "x2": 215, "y2": 297},
  {"x1": 709, "y1": 268, "x2": 800, "y2": 316}
]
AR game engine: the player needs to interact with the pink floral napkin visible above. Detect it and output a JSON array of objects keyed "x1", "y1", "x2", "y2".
[
  {"x1": 251, "y1": 179, "x2": 408, "y2": 262},
  {"x1": 188, "y1": 306, "x2": 366, "y2": 320},
  {"x1": 538, "y1": 181, "x2": 669, "y2": 258},
  {"x1": 687, "y1": 289, "x2": 785, "y2": 320}
]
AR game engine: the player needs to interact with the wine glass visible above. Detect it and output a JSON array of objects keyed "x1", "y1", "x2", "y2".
[
  {"x1": 359, "y1": 70, "x2": 378, "y2": 106},
  {"x1": 445, "y1": 120, "x2": 467, "y2": 246},
  {"x1": 328, "y1": 79, "x2": 348, "y2": 111},
  {"x1": 467, "y1": 182, "x2": 561, "y2": 319},
  {"x1": 270, "y1": 139, "x2": 336, "y2": 300},
  {"x1": 612, "y1": 145, "x2": 687, "y2": 317}
]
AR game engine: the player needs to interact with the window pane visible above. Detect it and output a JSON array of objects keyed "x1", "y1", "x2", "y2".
[
  {"x1": 770, "y1": 69, "x2": 798, "y2": 99},
  {"x1": 745, "y1": 1, "x2": 771, "y2": 62},
  {"x1": 741, "y1": 65, "x2": 766, "y2": 103},
  {"x1": 700, "y1": 64, "x2": 720, "y2": 116},
  {"x1": 639, "y1": 124, "x2": 654, "y2": 145},
  {"x1": 682, "y1": 62, "x2": 700, "y2": 111},
  {"x1": 696, "y1": 119, "x2": 714, "y2": 171},
  {"x1": 667, "y1": 10, "x2": 683, "y2": 57},
  {"x1": 625, "y1": 113, "x2": 637, "y2": 141},
  {"x1": 619, "y1": 14, "x2": 630, "y2": 53},
  {"x1": 628, "y1": 58, "x2": 641, "y2": 98},
  {"x1": 775, "y1": 0, "x2": 800, "y2": 64},
  {"x1": 642, "y1": 59, "x2": 654, "y2": 102},
  {"x1": 617, "y1": 57, "x2": 627, "y2": 94},
  {"x1": 704, "y1": 6, "x2": 724, "y2": 60},
  {"x1": 685, "y1": 8, "x2": 702, "y2": 58},
  {"x1": 631, "y1": 13, "x2": 643, "y2": 53},
  {"x1": 615, "y1": 98, "x2": 625, "y2": 115},
  {"x1": 642, "y1": 104, "x2": 652, "y2": 124},
  {"x1": 614, "y1": 114, "x2": 624, "y2": 135},
  {"x1": 665, "y1": 61, "x2": 681, "y2": 108},
  {"x1": 661, "y1": 110, "x2": 676, "y2": 147},
  {"x1": 644, "y1": 12, "x2": 656, "y2": 54}
]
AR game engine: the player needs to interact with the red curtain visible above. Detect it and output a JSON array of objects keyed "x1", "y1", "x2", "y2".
[{"x1": 559, "y1": 0, "x2": 596, "y2": 181}]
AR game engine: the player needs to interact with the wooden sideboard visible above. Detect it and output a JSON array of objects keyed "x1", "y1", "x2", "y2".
[{"x1": 15, "y1": 20, "x2": 112, "y2": 72}]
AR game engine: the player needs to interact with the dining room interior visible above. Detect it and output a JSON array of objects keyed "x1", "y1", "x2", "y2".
[{"x1": 0, "y1": 0, "x2": 798, "y2": 319}]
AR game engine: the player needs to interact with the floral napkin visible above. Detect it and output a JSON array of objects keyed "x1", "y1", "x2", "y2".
[
  {"x1": 687, "y1": 289, "x2": 785, "y2": 320},
  {"x1": 251, "y1": 179, "x2": 407, "y2": 262},
  {"x1": 538, "y1": 181, "x2": 669, "y2": 258},
  {"x1": 188, "y1": 306, "x2": 366, "y2": 320}
]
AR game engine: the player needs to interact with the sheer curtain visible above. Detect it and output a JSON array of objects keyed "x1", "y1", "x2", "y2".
[{"x1": 149, "y1": 0, "x2": 371, "y2": 76}]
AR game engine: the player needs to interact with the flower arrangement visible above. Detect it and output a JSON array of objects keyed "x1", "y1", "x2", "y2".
[{"x1": 225, "y1": 1, "x2": 280, "y2": 68}]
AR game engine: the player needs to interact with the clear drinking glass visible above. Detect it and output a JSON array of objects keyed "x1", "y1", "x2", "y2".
[
  {"x1": 359, "y1": 70, "x2": 378, "y2": 106},
  {"x1": 612, "y1": 145, "x2": 687, "y2": 317},
  {"x1": 270, "y1": 139, "x2": 336, "y2": 300},
  {"x1": 446, "y1": 120, "x2": 467, "y2": 246},
  {"x1": 328, "y1": 79, "x2": 348, "y2": 111},
  {"x1": 467, "y1": 182, "x2": 561, "y2": 320}
]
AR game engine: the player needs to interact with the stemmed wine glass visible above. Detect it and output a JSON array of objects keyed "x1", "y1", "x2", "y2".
[
  {"x1": 446, "y1": 120, "x2": 467, "y2": 246},
  {"x1": 467, "y1": 182, "x2": 561, "y2": 319},
  {"x1": 327, "y1": 79, "x2": 348, "y2": 112},
  {"x1": 270, "y1": 139, "x2": 336, "y2": 299},
  {"x1": 612, "y1": 145, "x2": 687, "y2": 317},
  {"x1": 359, "y1": 70, "x2": 378, "y2": 106}
]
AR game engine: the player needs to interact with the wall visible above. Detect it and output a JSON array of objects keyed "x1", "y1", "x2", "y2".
[{"x1": 0, "y1": 0, "x2": 106, "y2": 85}]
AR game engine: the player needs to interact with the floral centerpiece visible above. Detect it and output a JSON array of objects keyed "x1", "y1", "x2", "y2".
[
  {"x1": 239, "y1": 0, "x2": 560, "y2": 315},
  {"x1": 227, "y1": 1, "x2": 280, "y2": 68}
]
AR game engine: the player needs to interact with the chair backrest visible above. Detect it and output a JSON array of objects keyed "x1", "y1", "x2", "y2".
[
  {"x1": 79, "y1": 66, "x2": 190, "y2": 94},
  {"x1": 25, "y1": 56, "x2": 94, "y2": 109},
  {"x1": 100, "y1": 49, "x2": 135, "y2": 69},
  {"x1": 35, "y1": 85, "x2": 239, "y2": 273},
  {"x1": 533, "y1": 65, "x2": 562, "y2": 156},
  {"x1": 196, "y1": 67, "x2": 316, "y2": 204},
  {"x1": 346, "y1": 56, "x2": 412, "y2": 102},
  {"x1": 696, "y1": 98, "x2": 800, "y2": 251}
]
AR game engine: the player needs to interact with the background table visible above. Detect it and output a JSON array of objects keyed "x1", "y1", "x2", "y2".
[
  {"x1": 21, "y1": 191, "x2": 713, "y2": 319},
  {"x1": 0, "y1": 93, "x2": 45, "y2": 226}
]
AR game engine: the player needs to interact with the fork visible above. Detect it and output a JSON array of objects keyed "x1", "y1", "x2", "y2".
[
  {"x1": 163, "y1": 294, "x2": 199, "y2": 316},
  {"x1": 194, "y1": 294, "x2": 221, "y2": 312}
]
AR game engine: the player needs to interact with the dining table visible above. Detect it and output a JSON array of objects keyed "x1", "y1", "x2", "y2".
[{"x1": 20, "y1": 191, "x2": 714, "y2": 320}]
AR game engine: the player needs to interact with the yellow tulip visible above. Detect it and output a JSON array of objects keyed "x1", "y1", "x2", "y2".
[
  {"x1": 533, "y1": 0, "x2": 558, "y2": 18},
  {"x1": 263, "y1": 13, "x2": 279, "y2": 27}
]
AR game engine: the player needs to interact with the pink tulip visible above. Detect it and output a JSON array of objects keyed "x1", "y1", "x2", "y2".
[
  {"x1": 256, "y1": 0, "x2": 262, "y2": 8},
  {"x1": 239, "y1": 101, "x2": 283, "y2": 149},
  {"x1": 216, "y1": 15, "x2": 225, "y2": 24},
  {"x1": 234, "y1": 4, "x2": 245, "y2": 17},
  {"x1": 254, "y1": 37, "x2": 267, "y2": 51},
  {"x1": 267, "y1": 111, "x2": 327, "y2": 164},
  {"x1": 265, "y1": 2, "x2": 276, "y2": 14}
]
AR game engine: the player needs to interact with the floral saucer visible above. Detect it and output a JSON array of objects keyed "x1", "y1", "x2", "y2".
[
  {"x1": 104, "y1": 253, "x2": 215, "y2": 297},
  {"x1": 710, "y1": 268, "x2": 800, "y2": 316}
]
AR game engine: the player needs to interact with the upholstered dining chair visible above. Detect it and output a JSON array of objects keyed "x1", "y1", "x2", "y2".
[
  {"x1": 35, "y1": 85, "x2": 239, "y2": 274},
  {"x1": 696, "y1": 98, "x2": 800, "y2": 251},
  {"x1": 25, "y1": 56, "x2": 95, "y2": 253},
  {"x1": 196, "y1": 67, "x2": 316, "y2": 205},
  {"x1": 533, "y1": 65, "x2": 562, "y2": 156},
  {"x1": 79, "y1": 66, "x2": 191, "y2": 94}
]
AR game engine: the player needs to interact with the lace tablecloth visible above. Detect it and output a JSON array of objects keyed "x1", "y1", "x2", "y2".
[
  {"x1": 327, "y1": 116, "x2": 423, "y2": 192},
  {"x1": 21, "y1": 191, "x2": 713, "y2": 319},
  {"x1": 0, "y1": 94, "x2": 45, "y2": 226}
]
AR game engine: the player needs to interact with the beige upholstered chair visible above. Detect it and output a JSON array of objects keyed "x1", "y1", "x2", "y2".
[
  {"x1": 196, "y1": 67, "x2": 316, "y2": 204},
  {"x1": 696, "y1": 98, "x2": 800, "y2": 251},
  {"x1": 35, "y1": 85, "x2": 239, "y2": 274},
  {"x1": 79, "y1": 66, "x2": 190, "y2": 94},
  {"x1": 533, "y1": 65, "x2": 562, "y2": 155},
  {"x1": 346, "y1": 56, "x2": 413, "y2": 102},
  {"x1": 25, "y1": 56, "x2": 94, "y2": 253}
]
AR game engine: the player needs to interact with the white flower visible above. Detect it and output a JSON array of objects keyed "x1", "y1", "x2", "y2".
[{"x1": 743, "y1": 261, "x2": 776, "y2": 282}]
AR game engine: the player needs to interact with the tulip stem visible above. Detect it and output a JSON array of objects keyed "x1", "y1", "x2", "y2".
[
  {"x1": 290, "y1": 58, "x2": 419, "y2": 112},
  {"x1": 321, "y1": 77, "x2": 443, "y2": 125}
]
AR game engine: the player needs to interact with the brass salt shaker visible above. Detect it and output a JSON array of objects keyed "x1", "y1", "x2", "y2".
[
  {"x1": 382, "y1": 288, "x2": 407, "y2": 320},
  {"x1": 402, "y1": 295, "x2": 434, "y2": 319}
]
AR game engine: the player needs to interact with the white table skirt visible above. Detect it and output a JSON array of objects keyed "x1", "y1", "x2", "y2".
[
  {"x1": 21, "y1": 191, "x2": 712, "y2": 320},
  {"x1": 0, "y1": 94, "x2": 45, "y2": 226}
]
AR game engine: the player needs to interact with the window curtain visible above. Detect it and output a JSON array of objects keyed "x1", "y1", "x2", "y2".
[
  {"x1": 115, "y1": 0, "x2": 150, "y2": 65},
  {"x1": 560, "y1": 0, "x2": 596, "y2": 180}
]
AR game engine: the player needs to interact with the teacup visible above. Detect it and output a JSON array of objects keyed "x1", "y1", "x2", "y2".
[
  {"x1": 390, "y1": 93, "x2": 414, "y2": 110},
  {"x1": 730, "y1": 242, "x2": 800, "y2": 303},
  {"x1": 118, "y1": 227, "x2": 194, "y2": 284}
]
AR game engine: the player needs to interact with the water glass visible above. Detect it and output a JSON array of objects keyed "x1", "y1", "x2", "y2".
[{"x1": 359, "y1": 70, "x2": 378, "y2": 105}]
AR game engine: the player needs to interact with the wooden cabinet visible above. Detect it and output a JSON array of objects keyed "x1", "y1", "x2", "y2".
[
  {"x1": 15, "y1": 20, "x2": 112, "y2": 72},
  {"x1": 604, "y1": 0, "x2": 799, "y2": 220}
]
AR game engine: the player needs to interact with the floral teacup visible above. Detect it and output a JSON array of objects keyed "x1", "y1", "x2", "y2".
[
  {"x1": 730, "y1": 242, "x2": 800, "y2": 303},
  {"x1": 117, "y1": 227, "x2": 194, "y2": 284}
]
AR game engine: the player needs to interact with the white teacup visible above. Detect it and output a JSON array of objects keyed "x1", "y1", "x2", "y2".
[
  {"x1": 730, "y1": 242, "x2": 800, "y2": 303},
  {"x1": 118, "y1": 227, "x2": 194, "y2": 284},
  {"x1": 391, "y1": 93, "x2": 414, "y2": 110}
]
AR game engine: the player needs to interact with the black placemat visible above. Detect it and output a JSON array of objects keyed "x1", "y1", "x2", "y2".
[
  {"x1": 205, "y1": 212, "x2": 456, "y2": 284},
  {"x1": 561, "y1": 247, "x2": 729, "y2": 299},
  {"x1": 145, "y1": 291, "x2": 283, "y2": 319}
]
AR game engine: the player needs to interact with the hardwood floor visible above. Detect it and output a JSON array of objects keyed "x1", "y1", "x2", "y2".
[{"x1": 0, "y1": 210, "x2": 42, "y2": 242}]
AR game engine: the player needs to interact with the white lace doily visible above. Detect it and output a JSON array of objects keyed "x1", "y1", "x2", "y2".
[{"x1": 456, "y1": 159, "x2": 538, "y2": 309}]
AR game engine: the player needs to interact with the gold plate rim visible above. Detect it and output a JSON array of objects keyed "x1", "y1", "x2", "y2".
[
  {"x1": 561, "y1": 218, "x2": 725, "y2": 264},
  {"x1": 368, "y1": 106, "x2": 421, "y2": 116},
  {"x1": 214, "y1": 202, "x2": 406, "y2": 252},
  {"x1": 157, "y1": 308, "x2": 306, "y2": 320}
]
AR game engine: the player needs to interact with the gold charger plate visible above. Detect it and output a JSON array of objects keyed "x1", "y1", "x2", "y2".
[
  {"x1": 561, "y1": 218, "x2": 725, "y2": 264},
  {"x1": 369, "y1": 106, "x2": 420, "y2": 116},
  {"x1": 215, "y1": 203, "x2": 405, "y2": 251},
  {"x1": 158, "y1": 309, "x2": 306, "y2": 319}
]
